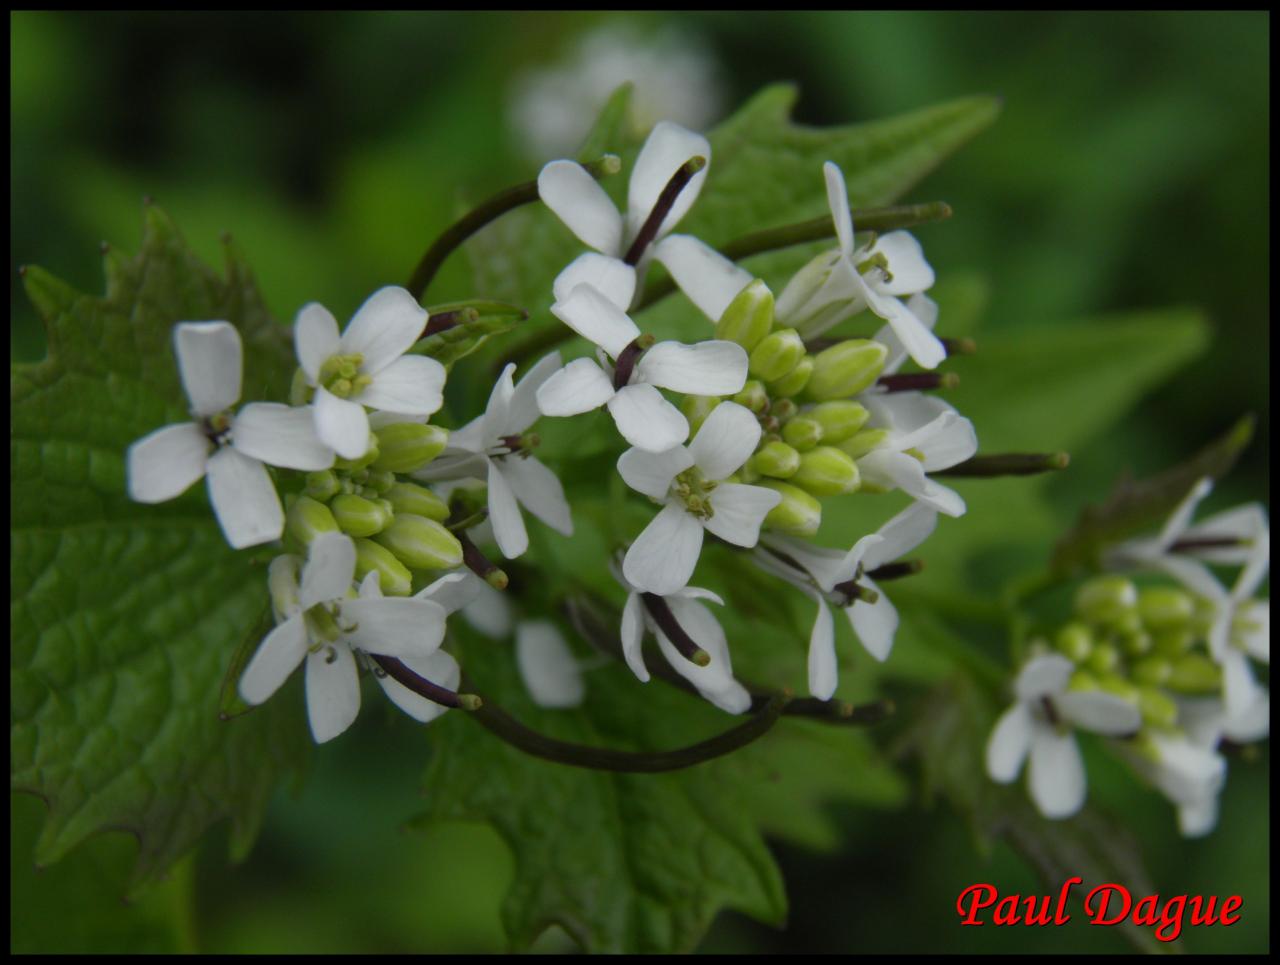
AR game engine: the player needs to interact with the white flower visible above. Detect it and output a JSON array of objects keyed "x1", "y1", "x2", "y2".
[
  {"x1": 1135, "y1": 725, "x2": 1229, "y2": 839},
  {"x1": 538, "y1": 120, "x2": 711, "y2": 305},
  {"x1": 613, "y1": 563, "x2": 751, "y2": 714},
  {"x1": 618, "y1": 401, "x2": 781, "y2": 595},
  {"x1": 537, "y1": 283, "x2": 748, "y2": 452},
  {"x1": 414, "y1": 354, "x2": 572, "y2": 560},
  {"x1": 294, "y1": 286, "x2": 447, "y2": 460},
  {"x1": 985, "y1": 653, "x2": 1142, "y2": 819},
  {"x1": 127, "y1": 321, "x2": 335, "y2": 549},
  {"x1": 754, "y1": 502, "x2": 938, "y2": 699},
  {"x1": 515, "y1": 620, "x2": 586, "y2": 709},
  {"x1": 856, "y1": 392, "x2": 977, "y2": 517},
  {"x1": 238, "y1": 532, "x2": 452, "y2": 743}
]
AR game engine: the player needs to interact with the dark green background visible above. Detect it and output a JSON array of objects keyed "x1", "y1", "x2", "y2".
[{"x1": 10, "y1": 10, "x2": 1269, "y2": 953}]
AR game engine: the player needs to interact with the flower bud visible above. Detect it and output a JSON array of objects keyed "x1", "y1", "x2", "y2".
[
  {"x1": 1137, "y1": 686, "x2": 1178, "y2": 729},
  {"x1": 286, "y1": 495, "x2": 339, "y2": 549},
  {"x1": 837, "y1": 427, "x2": 890, "y2": 461},
  {"x1": 770, "y1": 398, "x2": 799, "y2": 423},
  {"x1": 1093, "y1": 673, "x2": 1139, "y2": 704},
  {"x1": 1132, "y1": 656, "x2": 1172, "y2": 687},
  {"x1": 759, "y1": 481, "x2": 822, "y2": 536},
  {"x1": 372, "y1": 423, "x2": 449, "y2": 473},
  {"x1": 805, "y1": 339, "x2": 887, "y2": 401},
  {"x1": 792, "y1": 446, "x2": 860, "y2": 496},
  {"x1": 331, "y1": 493, "x2": 392, "y2": 538},
  {"x1": 1120, "y1": 628, "x2": 1153, "y2": 657},
  {"x1": 732, "y1": 380, "x2": 769, "y2": 414},
  {"x1": 748, "y1": 328, "x2": 806, "y2": 383},
  {"x1": 1166, "y1": 653, "x2": 1223, "y2": 694},
  {"x1": 681, "y1": 396, "x2": 719, "y2": 436},
  {"x1": 385, "y1": 481, "x2": 450, "y2": 522},
  {"x1": 1054, "y1": 622, "x2": 1094, "y2": 662},
  {"x1": 354, "y1": 538, "x2": 412, "y2": 597},
  {"x1": 1086, "y1": 643, "x2": 1120, "y2": 676},
  {"x1": 775, "y1": 250, "x2": 852, "y2": 338},
  {"x1": 807, "y1": 401, "x2": 869, "y2": 444},
  {"x1": 333, "y1": 441, "x2": 380, "y2": 472},
  {"x1": 1074, "y1": 575, "x2": 1138, "y2": 627},
  {"x1": 1067, "y1": 669, "x2": 1101, "y2": 693},
  {"x1": 374, "y1": 514, "x2": 464, "y2": 571},
  {"x1": 751, "y1": 440, "x2": 801, "y2": 479},
  {"x1": 715, "y1": 278, "x2": 774, "y2": 352},
  {"x1": 767, "y1": 356, "x2": 814, "y2": 398},
  {"x1": 1137, "y1": 586, "x2": 1195, "y2": 631},
  {"x1": 364, "y1": 469, "x2": 395, "y2": 495},
  {"x1": 1151, "y1": 627, "x2": 1195, "y2": 657},
  {"x1": 781, "y1": 416, "x2": 823, "y2": 452},
  {"x1": 267, "y1": 555, "x2": 301, "y2": 621},
  {"x1": 304, "y1": 470, "x2": 341, "y2": 502}
]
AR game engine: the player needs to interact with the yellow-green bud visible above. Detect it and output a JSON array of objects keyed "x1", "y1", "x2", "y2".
[
  {"x1": 289, "y1": 367, "x2": 312, "y2": 406},
  {"x1": 770, "y1": 398, "x2": 799, "y2": 423},
  {"x1": 1151, "y1": 627, "x2": 1196, "y2": 657},
  {"x1": 385, "y1": 482, "x2": 450, "y2": 522},
  {"x1": 715, "y1": 278, "x2": 774, "y2": 351},
  {"x1": 364, "y1": 469, "x2": 395, "y2": 495},
  {"x1": 781, "y1": 416, "x2": 823, "y2": 452},
  {"x1": 286, "y1": 495, "x2": 339, "y2": 548},
  {"x1": 1166, "y1": 653, "x2": 1223, "y2": 694},
  {"x1": 808, "y1": 401, "x2": 869, "y2": 444},
  {"x1": 732, "y1": 380, "x2": 769, "y2": 414},
  {"x1": 759, "y1": 480, "x2": 822, "y2": 536},
  {"x1": 1137, "y1": 686, "x2": 1178, "y2": 729},
  {"x1": 805, "y1": 339, "x2": 888, "y2": 401},
  {"x1": 1055, "y1": 622, "x2": 1094, "y2": 662},
  {"x1": 838, "y1": 427, "x2": 890, "y2": 461},
  {"x1": 1094, "y1": 673, "x2": 1140, "y2": 704},
  {"x1": 748, "y1": 328, "x2": 805, "y2": 383},
  {"x1": 1086, "y1": 643, "x2": 1120, "y2": 676},
  {"x1": 331, "y1": 493, "x2": 392, "y2": 538},
  {"x1": 353, "y1": 538, "x2": 412, "y2": 597},
  {"x1": 1120, "y1": 628, "x2": 1153, "y2": 657},
  {"x1": 1074, "y1": 575, "x2": 1138, "y2": 627},
  {"x1": 334, "y1": 442, "x2": 380, "y2": 472},
  {"x1": 768, "y1": 356, "x2": 814, "y2": 398},
  {"x1": 374, "y1": 514, "x2": 464, "y2": 571},
  {"x1": 681, "y1": 396, "x2": 719, "y2": 436},
  {"x1": 304, "y1": 469, "x2": 341, "y2": 502},
  {"x1": 372, "y1": 423, "x2": 449, "y2": 473},
  {"x1": 1067, "y1": 669, "x2": 1101, "y2": 693},
  {"x1": 1133, "y1": 656, "x2": 1172, "y2": 687},
  {"x1": 267, "y1": 555, "x2": 301, "y2": 620},
  {"x1": 751, "y1": 440, "x2": 801, "y2": 479},
  {"x1": 1137, "y1": 586, "x2": 1195, "y2": 631},
  {"x1": 792, "y1": 446, "x2": 860, "y2": 496}
]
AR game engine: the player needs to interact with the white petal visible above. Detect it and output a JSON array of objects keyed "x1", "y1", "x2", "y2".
[
  {"x1": 338, "y1": 286, "x2": 428, "y2": 374},
  {"x1": 299, "y1": 531, "x2": 357, "y2": 609},
  {"x1": 1232, "y1": 530, "x2": 1271, "y2": 602},
  {"x1": 294, "y1": 303, "x2": 340, "y2": 384},
  {"x1": 506, "y1": 352, "x2": 566, "y2": 435},
  {"x1": 1182, "y1": 503, "x2": 1268, "y2": 564},
  {"x1": 481, "y1": 365, "x2": 517, "y2": 442},
  {"x1": 1014, "y1": 654, "x2": 1074, "y2": 702},
  {"x1": 538, "y1": 159, "x2": 624, "y2": 255},
  {"x1": 268, "y1": 555, "x2": 303, "y2": 620},
  {"x1": 516, "y1": 620, "x2": 585, "y2": 708},
  {"x1": 376, "y1": 650, "x2": 460, "y2": 724},
  {"x1": 415, "y1": 571, "x2": 482, "y2": 615},
  {"x1": 823, "y1": 161, "x2": 855, "y2": 257},
  {"x1": 620, "y1": 592, "x2": 650, "y2": 682},
  {"x1": 661, "y1": 596, "x2": 750, "y2": 714},
  {"x1": 1222, "y1": 649, "x2": 1262, "y2": 721},
  {"x1": 761, "y1": 533, "x2": 876, "y2": 593},
  {"x1": 1178, "y1": 797, "x2": 1220, "y2": 838},
  {"x1": 876, "y1": 293, "x2": 939, "y2": 375},
  {"x1": 920, "y1": 415, "x2": 978, "y2": 473},
  {"x1": 1155, "y1": 555, "x2": 1228, "y2": 608},
  {"x1": 616, "y1": 444, "x2": 695, "y2": 499},
  {"x1": 626, "y1": 121, "x2": 710, "y2": 243},
  {"x1": 127, "y1": 422, "x2": 211, "y2": 503},
  {"x1": 174, "y1": 321, "x2": 242, "y2": 415},
  {"x1": 238, "y1": 615, "x2": 309, "y2": 705},
  {"x1": 1222, "y1": 690, "x2": 1269, "y2": 742},
  {"x1": 806, "y1": 593, "x2": 837, "y2": 700},
  {"x1": 863, "y1": 287, "x2": 946, "y2": 370},
  {"x1": 305, "y1": 645, "x2": 361, "y2": 743},
  {"x1": 535, "y1": 358, "x2": 616, "y2": 416},
  {"x1": 704, "y1": 483, "x2": 781, "y2": 547},
  {"x1": 1057, "y1": 690, "x2": 1142, "y2": 736},
  {"x1": 355, "y1": 355, "x2": 446, "y2": 416},
  {"x1": 986, "y1": 702, "x2": 1033, "y2": 783},
  {"x1": 551, "y1": 284, "x2": 642, "y2": 359},
  {"x1": 673, "y1": 586, "x2": 725, "y2": 607},
  {"x1": 357, "y1": 571, "x2": 383, "y2": 598},
  {"x1": 231, "y1": 403, "x2": 335, "y2": 471},
  {"x1": 858, "y1": 451, "x2": 966, "y2": 518},
  {"x1": 1156, "y1": 477, "x2": 1214, "y2": 551},
  {"x1": 846, "y1": 582, "x2": 898, "y2": 662},
  {"x1": 487, "y1": 458, "x2": 528, "y2": 559},
  {"x1": 1028, "y1": 728, "x2": 1087, "y2": 819},
  {"x1": 861, "y1": 502, "x2": 938, "y2": 570},
  {"x1": 461, "y1": 578, "x2": 514, "y2": 639},
  {"x1": 552, "y1": 252, "x2": 636, "y2": 309},
  {"x1": 1237, "y1": 600, "x2": 1270, "y2": 663},
  {"x1": 688, "y1": 401, "x2": 761, "y2": 480},
  {"x1": 1150, "y1": 733, "x2": 1226, "y2": 805},
  {"x1": 501, "y1": 456, "x2": 573, "y2": 537},
  {"x1": 635, "y1": 340, "x2": 748, "y2": 396},
  {"x1": 869, "y1": 231, "x2": 935, "y2": 295},
  {"x1": 650, "y1": 234, "x2": 753, "y2": 323},
  {"x1": 607, "y1": 384, "x2": 690, "y2": 452},
  {"x1": 339, "y1": 597, "x2": 447, "y2": 657},
  {"x1": 206, "y1": 447, "x2": 284, "y2": 549},
  {"x1": 623, "y1": 502, "x2": 704, "y2": 595},
  {"x1": 314, "y1": 386, "x2": 370, "y2": 460}
]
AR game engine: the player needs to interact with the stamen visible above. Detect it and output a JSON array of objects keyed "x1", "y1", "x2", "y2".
[
  {"x1": 370, "y1": 654, "x2": 482, "y2": 710},
  {"x1": 640, "y1": 592, "x2": 711, "y2": 666},
  {"x1": 876, "y1": 372, "x2": 959, "y2": 393},
  {"x1": 623, "y1": 156, "x2": 707, "y2": 266},
  {"x1": 611, "y1": 334, "x2": 656, "y2": 390}
]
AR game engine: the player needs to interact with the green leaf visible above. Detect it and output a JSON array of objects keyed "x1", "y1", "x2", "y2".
[{"x1": 10, "y1": 205, "x2": 309, "y2": 892}]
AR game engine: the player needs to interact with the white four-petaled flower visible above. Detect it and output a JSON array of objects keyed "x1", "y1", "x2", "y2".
[
  {"x1": 127, "y1": 321, "x2": 334, "y2": 549},
  {"x1": 294, "y1": 286, "x2": 447, "y2": 460},
  {"x1": 618, "y1": 401, "x2": 781, "y2": 595}
]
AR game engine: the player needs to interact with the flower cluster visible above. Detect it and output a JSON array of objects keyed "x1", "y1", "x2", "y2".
[{"x1": 987, "y1": 478, "x2": 1269, "y2": 834}]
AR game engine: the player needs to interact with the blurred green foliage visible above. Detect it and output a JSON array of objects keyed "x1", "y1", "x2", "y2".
[{"x1": 10, "y1": 10, "x2": 1268, "y2": 954}]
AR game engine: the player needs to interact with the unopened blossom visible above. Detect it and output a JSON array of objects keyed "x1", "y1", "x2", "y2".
[
  {"x1": 619, "y1": 401, "x2": 781, "y2": 595},
  {"x1": 538, "y1": 120, "x2": 711, "y2": 306},
  {"x1": 614, "y1": 562, "x2": 751, "y2": 714},
  {"x1": 415, "y1": 354, "x2": 572, "y2": 560},
  {"x1": 294, "y1": 286, "x2": 446, "y2": 459},
  {"x1": 538, "y1": 283, "x2": 747, "y2": 451},
  {"x1": 127, "y1": 321, "x2": 334, "y2": 549},
  {"x1": 516, "y1": 620, "x2": 586, "y2": 709},
  {"x1": 238, "y1": 532, "x2": 451, "y2": 743},
  {"x1": 986, "y1": 653, "x2": 1142, "y2": 819},
  {"x1": 755, "y1": 502, "x2": 938, "y2": 699}
]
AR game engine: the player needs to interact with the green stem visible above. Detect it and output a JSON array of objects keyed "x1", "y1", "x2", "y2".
[{"x1": 406, "y1": 154, "x2": 621, "y2": 301}]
